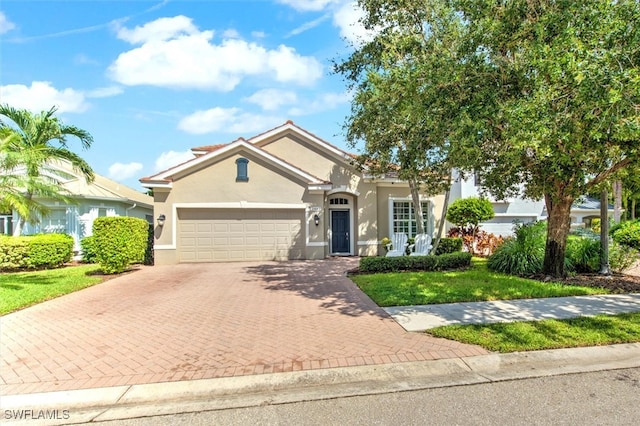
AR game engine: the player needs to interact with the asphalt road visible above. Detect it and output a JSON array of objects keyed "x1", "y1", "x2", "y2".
[{"x1": 91, "y1": 367, "x2": 640, "y2": 426}]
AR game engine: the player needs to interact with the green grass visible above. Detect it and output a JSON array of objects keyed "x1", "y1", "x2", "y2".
[
  {"x1": 351, "y1": 258, "x2": 610, "y2": 306},
  {"x1": 0, "y1": 265, "x2": 103, "y2": 315},
  {"x1": 427, "y1": 313, "x2": 640, "y2": 352}
]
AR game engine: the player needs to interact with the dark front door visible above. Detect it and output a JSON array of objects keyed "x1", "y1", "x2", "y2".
[{"x1": 331, "y1": 210, "x2": 350, "y2": 253}]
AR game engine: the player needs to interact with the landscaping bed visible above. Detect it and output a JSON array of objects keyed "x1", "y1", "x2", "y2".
[{"x1": 552, "y1": 273, "x2": 640, "y2": 293}]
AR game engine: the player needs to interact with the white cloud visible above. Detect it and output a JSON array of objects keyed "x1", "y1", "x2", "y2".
[
  {"x1": 333, "y1": 1, "x2": 374, "y2": 46},
  {"x1": 277, "y1": 0, "x2": 339, "y2": 12},
  {"x1": 0, "y1": 12, "x2": 16, "y2": 34},
  {"x1": 154, "y1": 150, "x2": 195, "y2": 172},
  {"x1": 222, "y1": 28, "x2": 240, "y2": 39},
  {"x1": 288, "y1": 91, "x2": 350, "y2": 116},
  {"x1": 178, "y1": 107, "x2": 282, "y2": 135},
  {"x1": 108, "y1": 162, "x2": 143, "y2": 180},
  {"x1": 86, "y1": 86, "x2": 124, "y2": 98},
  {"x1": 108, "y1": 16, "x2": 323, "y2": 90},
  {"x1": 0, "y1": 81, "x2": 88, "y2": 113},
  {"x1": 244, "y1": 89, "x2": 298, "y2": 111},
  {"x1": 115, "y1": 15, "x2": 198, "y2": 43}
]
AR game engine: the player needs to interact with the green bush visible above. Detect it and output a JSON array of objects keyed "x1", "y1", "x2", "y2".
[
  {"x1": 359, "y1": 252, "x2": 472, "y2": 274},
  {"x1": 611, "y1": 219, "x2": 640, "y2": 250},
  {"x1": 435, "y1": 237, "x2": 463, "y2": 255},
  {"x1": 0, "y1": 234, "x2": 73, "y2": 270},
  {"x1": 80, "y1": 236, "x2": 98, "y2": 263},
  {"x1": 93, "y1": 217, "x2": 149, "y2": 274},
  {"x1": 610, "y1": 242, "x2": 639, "y2": 272},
  {"x1": 565, "y1": 235, "x2": 600, "y2": 273},
  {"x1": 446, "y1": 197, "x2": 494, "y2": 232},
  {"x1": 487, "y1": 221, "x2": 546, "y2": 276}
]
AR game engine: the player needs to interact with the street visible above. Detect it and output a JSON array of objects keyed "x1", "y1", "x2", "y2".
[{"x1": 91, "y1": 367, "x2": 640, "y2": 426}]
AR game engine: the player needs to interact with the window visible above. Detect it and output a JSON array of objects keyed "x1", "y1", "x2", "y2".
[
  {"x1": 392, "y1": 201, "x2": 429, "y2": 238},
  {"x1": 236, "y1": 158, "x2": 249, "y2": 182},
  {"x1": 329, "y1": 198, "x2": 349, "y2": 205}
]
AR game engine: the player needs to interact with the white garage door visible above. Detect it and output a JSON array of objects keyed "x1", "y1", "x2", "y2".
[
  {"x1": 178, "y1": 208, "x2": 305, "y2": 262},
  {"x1": 481, "y1": 217, "x2": 537, "y2": 237}
]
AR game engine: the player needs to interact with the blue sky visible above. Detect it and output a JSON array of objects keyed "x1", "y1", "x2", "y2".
[{"x1": 0, "y1": 1, "x2": 373, "y2": 191}]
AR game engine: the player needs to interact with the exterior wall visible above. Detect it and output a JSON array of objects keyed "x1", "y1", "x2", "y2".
[{"x1": 19, "y1": 198, "x2": 152, "y2": 251}]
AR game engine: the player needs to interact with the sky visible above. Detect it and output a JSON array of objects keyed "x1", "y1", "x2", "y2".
[{"x1": 0, "y1": 0, "x2": 373, "y2": 191}]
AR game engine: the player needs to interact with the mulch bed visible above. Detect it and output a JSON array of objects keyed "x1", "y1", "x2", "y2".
[{"x1": 554, "y1": 273, "x2": 640, "y2": 293}]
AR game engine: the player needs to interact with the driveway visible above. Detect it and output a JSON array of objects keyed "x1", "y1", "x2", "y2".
[{"x1": 0, "y1": 258, "x2": 487, "y2": 395}]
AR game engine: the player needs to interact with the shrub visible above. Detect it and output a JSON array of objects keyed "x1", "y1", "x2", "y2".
[
  {"x1": 0, "y1": 234, "x2": 73, "y2": 270},
  {"x1": 434, "y1": 237, "x2": 463, "y2": 255},
  {"x1": 610, "y1": 242, "x2": 639, "y2": 272},
  {"x1": 80, "y1": 236, "x2": 98, "y2": 263},
  {"x1": 447, "y1": 228, "x2": 503, "y2": 256},
  {"x1": 359, "y1": 252, "x2": 472, "y2": 274},
  {"x1": 487, "y1": 221, "x2": 546, "y2": 276},
  {"x1": 611, "y1": 219, "x2": 640, "y2": 250},
  {"x1": 565, "y1": 235, "x2": 600, "y2": 273},
  {"x1": 446, "y1": 197, "x2": 494, "y2": 232},
  {"x1": 93, "y1": 217, "x2": 149, "y2": 274}
]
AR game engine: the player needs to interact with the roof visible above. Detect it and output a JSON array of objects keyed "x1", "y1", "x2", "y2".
[
  {"x1": 572, "y1": 196, "x2": 615, "y2": 211},
  {"x1": 44, "y1": 160, "x2": 153, "y2": 208},
  {"x1": 140, "y1": 121, "x2": 345, "y2": 188}
]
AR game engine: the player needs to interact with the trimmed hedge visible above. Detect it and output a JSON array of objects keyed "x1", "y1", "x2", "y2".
[
  {"x1": 434, "y1": 237, "x2": 463, "y2": 255},
  {"x1": 80, "y1": 236, "x2": 98, "y2": 263},
  {"x1": 93, "y1": 217, "x2": 149, "y2": 274},
  {"x1": 0, "y1": 234, "x2": 74, "y2": 270},
  {"x1": 359, "y1": 252, "x2": 472, "y2": 274}
]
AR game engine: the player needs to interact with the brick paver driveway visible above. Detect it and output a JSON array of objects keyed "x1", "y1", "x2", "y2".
[{"x1": 0, "y1": 258, "x2": 487, "y2": 395}]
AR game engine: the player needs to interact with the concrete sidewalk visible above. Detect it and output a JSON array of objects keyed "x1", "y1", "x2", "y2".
[
  {"x1": 2, "y1": 343, "x2": 639, "y2": 425},
  {"x1": 384, "y1": 293, "x2": 640, "y2": 331}
]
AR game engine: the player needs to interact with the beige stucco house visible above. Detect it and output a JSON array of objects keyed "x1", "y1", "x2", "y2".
[{"x1": 141, "y1": 121, "x2": 446, "y2": 265}]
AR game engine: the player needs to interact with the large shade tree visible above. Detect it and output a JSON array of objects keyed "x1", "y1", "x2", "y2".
[
  {"x1": 0, "y1": 105, "x2": 95, "y2": 235},
  {"x1": 342, "y1": 0, "x2": 640, "y2": 277},
  {"x1": 336, "y1": 0, "x2": 466, "y2": 248}
]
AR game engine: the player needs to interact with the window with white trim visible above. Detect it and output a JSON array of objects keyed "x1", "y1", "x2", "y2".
[
  {"x1": 392, "y1": 201, "x2": 429, "y2": 238},
  {"x1": 329, "y1": 198, "x2": 349, "y2": 205}
]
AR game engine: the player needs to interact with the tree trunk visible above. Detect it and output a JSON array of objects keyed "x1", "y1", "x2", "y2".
[
  {"x1": 409, "y1": 178, "x2": 426, "y2": 235},
  {"x1": 542, "y1": 193, "x2": 574, "y2": 277},
  {"x1": 431, "y1": 183, "x2": 452, "y2": 255},
  {"x1": 613, "y1": 180, "x2": 622, "y2": 224},
  {"x1": 632, "y1": 198, "x2": 637, "y2": 220}
]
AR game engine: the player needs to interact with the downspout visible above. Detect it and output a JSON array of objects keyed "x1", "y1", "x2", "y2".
[{"x1": 125, "y1": 203, "x2": 137, "y2": 217}]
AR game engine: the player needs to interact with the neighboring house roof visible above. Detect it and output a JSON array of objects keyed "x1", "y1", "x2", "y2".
[
  {"x1": 572, "y1": 196, "x2": 615, "y2": 213},
  {"x1": 140, "y1": 122, "x2": 339, "y2": 189},
  {"x1": 43, "y1": 160, "x2": 153, "y2": 208}
]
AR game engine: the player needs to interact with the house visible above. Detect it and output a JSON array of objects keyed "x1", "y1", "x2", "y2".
[
  {"x1": 449, "y1": 170, "x2": 614, "y2": 236},
  {"x1": 1, "y1": 159, "x2": 153, "y2": 251},
  {"x1": 141, "y1": 121, "x2": 446, "y2": 265}
]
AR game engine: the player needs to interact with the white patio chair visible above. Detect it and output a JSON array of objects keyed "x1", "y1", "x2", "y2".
[
  {"x1": 385, "y1": 233, "x2": 408, "y2": 257},
  {"x1": 409, "y1": 234, "x2": 433, "y2": 256}
]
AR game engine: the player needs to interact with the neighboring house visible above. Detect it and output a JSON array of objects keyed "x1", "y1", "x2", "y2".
[
  {"x1": 449, "y1": 170, "x2": 614, "y2": 236},
  {"x1": 3, "y1": 159, "x2": 153, "y2": 251},
  {"x1": 141, "y1": 121, "x2": 446, "y2": 265}
]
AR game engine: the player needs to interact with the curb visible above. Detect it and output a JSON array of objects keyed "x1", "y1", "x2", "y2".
[{"x1": 2, "y1": 343, "x2": 639, "y2": 425}]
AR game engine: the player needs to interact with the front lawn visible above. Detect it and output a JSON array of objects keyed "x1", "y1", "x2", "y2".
[
  {"x1": 0, "y1": 264, "x2": 103, "y2": 315},
  {"x1": 427, "y1": 312, "x2": 640, "y2": 352},
  {"x1": 350, "y1": 258, "x2": 610, "y2": 306}
]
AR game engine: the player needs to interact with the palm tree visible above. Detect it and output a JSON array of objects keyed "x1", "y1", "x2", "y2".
[{"x1": 0, "y1": 104, "x2": 95, "y2": 235}]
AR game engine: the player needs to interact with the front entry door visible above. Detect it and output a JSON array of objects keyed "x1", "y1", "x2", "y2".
[{"x1": 331, "y1": 210, "x2": 350, "y2": 254}]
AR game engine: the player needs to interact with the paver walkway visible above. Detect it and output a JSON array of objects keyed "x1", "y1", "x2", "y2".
[
  {"x1": 0, "y1": 258, "x2": 487, "y2": 396},
  {"x1": 385, "y1": 294, "x2": 640, "y2": 331}
]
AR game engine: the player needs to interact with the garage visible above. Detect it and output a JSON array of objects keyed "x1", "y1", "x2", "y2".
[{"x1": 177, "y1": 208, "x2": 305, "y2": 262}]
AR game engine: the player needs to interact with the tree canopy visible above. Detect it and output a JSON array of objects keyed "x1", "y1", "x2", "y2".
[
  {"x1": 0, "y1": 105, "x2": 95, "y2": 235},
  {"x1": 339, "y1": 0, "x2": 640, "y2": 277}
]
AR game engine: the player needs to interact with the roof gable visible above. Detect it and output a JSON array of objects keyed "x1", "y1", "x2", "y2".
[{"x1": 140, "y1": 138, "x2": 330, "y2": 189}]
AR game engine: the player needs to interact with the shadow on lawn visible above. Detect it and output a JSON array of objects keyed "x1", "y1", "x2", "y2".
[{"x1": 243, "y1": 257, "x2": 388, "y2": 318}]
